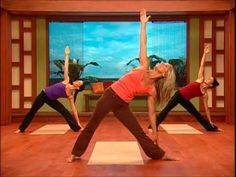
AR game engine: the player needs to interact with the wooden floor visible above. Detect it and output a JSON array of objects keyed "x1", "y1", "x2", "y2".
[{"x1": 1, "y1": 116, "x2": 235, "y2": 177}]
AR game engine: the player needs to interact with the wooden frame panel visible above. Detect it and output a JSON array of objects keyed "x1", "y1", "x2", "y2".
[
  {"x1": 199, "y1": 15, "x2": 226, "y2": 113},
  {"x1": 11, "y1": 16, "x2": 37, "y2": 113}
]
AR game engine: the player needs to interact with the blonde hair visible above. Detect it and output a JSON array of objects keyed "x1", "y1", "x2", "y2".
[{"x1": 155, "y1": 63, "x2": 176, "y2": 107}]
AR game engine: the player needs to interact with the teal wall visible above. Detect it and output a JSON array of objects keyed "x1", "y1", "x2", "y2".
[{"x1": 36, "y1": 17, "x2": 200, "y2": 112}]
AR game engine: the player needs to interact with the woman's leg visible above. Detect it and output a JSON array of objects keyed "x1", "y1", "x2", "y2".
[
  {"x1": 156, "y1": 91, "x2": 181, "y2": 126},
  {"x1": 45, "y1": 99, "x2": 80, "y2": 131},
  {"x1": 71, "y1": 89, "x2": 116, "y2": 157},
  {"x1": 18, "y1": 91, "x2": 46, "y2": 132},
  {"x1": 113, "y1": 105, "x2": 165, "y2": 159},
  {"x1": 179, "y1": 97, "x2": 218, "y2": 131},
  {"x1": 148, "y1": 91, "x2": 180, "y2": 129}
]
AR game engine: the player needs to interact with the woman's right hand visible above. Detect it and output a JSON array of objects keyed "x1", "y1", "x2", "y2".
[{"x1": 140, "y1": 9, "x2": 151, "y2": 23}]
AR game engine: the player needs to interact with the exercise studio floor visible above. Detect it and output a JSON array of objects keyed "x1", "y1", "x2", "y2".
[{"x1": 1, "y1": 116, "x2": 235, "y2": 177}]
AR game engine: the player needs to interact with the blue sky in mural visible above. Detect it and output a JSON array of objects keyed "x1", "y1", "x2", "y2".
[{"x1": 49, "y1": 21, "x2": 186, "y2": 79}]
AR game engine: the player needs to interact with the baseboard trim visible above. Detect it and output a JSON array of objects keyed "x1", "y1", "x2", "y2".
[{"x1": 11, "y1": 111, "x2": 225, "y2": 123}]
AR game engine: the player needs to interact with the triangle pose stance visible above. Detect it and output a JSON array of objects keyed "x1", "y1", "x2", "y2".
[
  {"x1": 67, "y1": 9, "x2": 177, "y2": 162},
  {"x1": 16, "y1": 46, "x2": 84, "y2": 133},
  {"x1": 148, "y1": 45, "x2": 222, "y2": 132}
]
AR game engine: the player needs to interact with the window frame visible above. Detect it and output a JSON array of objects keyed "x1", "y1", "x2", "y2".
[{"x1": 46, "y1": 15, "x2": 190, "y2": 89}]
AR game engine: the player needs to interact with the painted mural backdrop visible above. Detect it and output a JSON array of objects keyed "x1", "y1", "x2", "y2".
[{"x1": 49, "y1": 21, "x2": 186, "y2": 87}]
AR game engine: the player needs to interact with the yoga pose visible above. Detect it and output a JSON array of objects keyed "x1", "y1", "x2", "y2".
[
  {"x1": 148, "y1": 45, "x2": 221, "y2": 132},
  {"x1": 16, "y1": 46, "x2": 83, "y2": 133},
  {"x1": 67, "y1": 9, "x2": 176, "y2": 162}
]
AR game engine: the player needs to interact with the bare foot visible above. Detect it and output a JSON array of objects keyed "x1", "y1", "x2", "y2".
[
  {"x1": 66, "y1": 154, "x2": 80, "y2": 163},
  {"x1": 14, "y1": 129, "x2": 23, "y2": 133},
  {"x1": 148, "y1": 128, "x2": 153, "y2": 133},
  {"x1": 161, "y1": 154, "x2": 179, "y2": 161}
]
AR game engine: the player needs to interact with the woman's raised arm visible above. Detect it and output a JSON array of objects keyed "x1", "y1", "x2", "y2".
[
  {"x1": 138, "y1": 9, "x2": 151, "y2": 70},
  {"x1": 63, "y1": 46, "x2": 70, "y2": 83}
]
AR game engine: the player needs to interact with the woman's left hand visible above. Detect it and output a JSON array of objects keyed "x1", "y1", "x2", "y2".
[
  {"x1": 153, "y1": 134, "x2": 158, "y2": 144},
  {"x1": 65, "y1": 46, "x2": 70, "y2": 55}
]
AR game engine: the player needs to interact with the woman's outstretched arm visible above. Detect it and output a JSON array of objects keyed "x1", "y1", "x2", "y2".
[
  {"x1": 68, "y1": 96, "x2": 83, "y2": 129},
  {"x1": 196, "y1": 45, "x2": 210, "y2": 82},
  {"x1": 63, "y1": 46, "x2": 70, "y2": 83},
  {"x1": 138, "y1": 9, "x2": 151, "y2": 70},
  {"x1": 147, "y1": 95, "x2": 157, "y2": 144}
]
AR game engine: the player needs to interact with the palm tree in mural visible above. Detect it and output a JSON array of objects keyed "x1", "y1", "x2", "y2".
[
  {"x1": 125, "y1": 54, "x2": 166, "y2": 70},
  {"x1": 51, "y1": 59, "x2": 100, "y2": 80},
  {"x1": 168, "y1": 58, "x2": 186, "y2": 87},
  {"x1": 148, "y1": 55, "x2": 167, "y2": 69},
  {"x1": 50, "y1": 59, "x2": 101, "y2": 101},
  {"x1": 126, "y1": 55, "x2": 186, "y2": 87}
]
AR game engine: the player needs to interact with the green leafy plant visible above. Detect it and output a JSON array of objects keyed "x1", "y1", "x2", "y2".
[
  {"x1": 50, "y1": 59, "x2": 101, "y2": 83},
  {"x1": 126, "y1": 54, "x2": 167, "y2": 70},
  {"x1": 168, "y1": 58, "x2": 186, "y2": 87},
  {"x1": 126, "y1": 54, "x2": 186, "y2": 87}
]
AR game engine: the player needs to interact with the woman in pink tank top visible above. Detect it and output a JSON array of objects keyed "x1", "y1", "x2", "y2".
[
  {"x1": 67, "y1": 9, "x2": 177, "y2": 162},
  {"x1": 16, "y1": 47, "x2": 84, "y2": 133},
  {"x1": 148, "y1": 45, "x2": 222, "y2": 132}
]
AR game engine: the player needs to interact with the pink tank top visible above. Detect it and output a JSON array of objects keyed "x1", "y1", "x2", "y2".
[
  {"x1": 111, "y1": 69, "x2": 153, "y2": 103},
  {"x1": 179, "y1": 82, "x2": 204, "y2": 100}
]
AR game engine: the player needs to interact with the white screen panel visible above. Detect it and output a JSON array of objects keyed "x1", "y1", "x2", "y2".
[
  {"x1": 204, "y1": 43, "x2": 212, "y2": 61},
  {"x1": 216, "y1": 100, "x2": 224, "y2": 107},
  {"x1": 24, "y1": 78, "x2": 32, "y2": 97},
  {"x1": 204, "y1": 66, "x2": 212, "y2": 79},
  {"x1": 24, "y1": 101, "x2": 32, "y2": 108},
  {"x1": 24, "y1": 32, "x2": 32, "y2": 51},
  {"x1": 204, "y1": 20, "x2": 212, "y2": 39},
  {"x1": 11, "y1": 21, "x2": 19, "y2": 39},
  {"x1": 12, "y1": 43, "x2": 20, "y2": 62},
  {"x1": 216, "y1": 31, "x2": 224, "y2": 50},
  {"x1": 216, "y1": 20, "x2": 224, "y2": 27},
  {"x1": 207, "y1": 89, "x2": 212, "y2": 107},
  {"x1": 12, "y1": 90, "x2": 20, "y2": 108},
  {"x1": 216, "y1": 77, "x2": 224, "y2": 96},
  {"x1": 216, "y1": 54, "x2": 224, "y2": 73},
  {"x1": 12, "y1": 67, "x2": 20, "y2": 86},
  {"x1": 24, "y1": 55, "x2": 32, "y2": 74},
  {"x1": 23, "y1": 21, "x2": 32, "y2": 28}
]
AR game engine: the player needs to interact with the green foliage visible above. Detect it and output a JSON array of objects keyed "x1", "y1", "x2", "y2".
[
  {"x1": 50, "y1": 59, "x2": 101, "y2": 83},
  {"x1": 125, "y1": 54, "x2": 167, "y2": 69},
  {"x1": 169, "y1": 58, "x2": 186, "y2": 87},
  {"x1": 148, "y1": 55, "x2": 167, "y2": 69},
  {"x1": 126, "y1": 55, "x2": 186, "y2": 87}
]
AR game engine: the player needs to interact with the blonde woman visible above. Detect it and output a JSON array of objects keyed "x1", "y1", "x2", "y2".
[
  {"x1": 67, "y1": 9, "x2": 176, "y2": 162},
  {"x1": 16, "y1": 46, "x2": 83, "y2": 133}
]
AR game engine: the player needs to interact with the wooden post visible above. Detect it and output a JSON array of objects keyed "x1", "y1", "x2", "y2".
[{"x1": 0, "y1": 9, "x2": 12, "y2": 125}]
